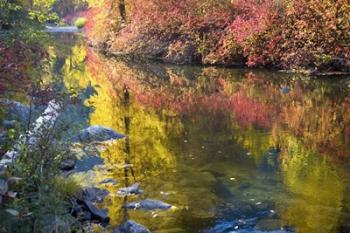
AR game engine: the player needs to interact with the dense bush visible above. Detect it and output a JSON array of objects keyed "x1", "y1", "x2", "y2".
[
  {"x1": 74, "y1": 17, "x2": 87, "y2": 28},
  {"x1": 98, "y1": 0, "x2": 350, "y2": 70},
  {"x1": 245, "y1": 0, "x2": 350, "y2": 69}
]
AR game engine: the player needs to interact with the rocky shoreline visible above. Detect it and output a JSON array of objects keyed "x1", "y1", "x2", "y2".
[{"x1": 0, "y1": 98, "x2": 174, "y2": 233}]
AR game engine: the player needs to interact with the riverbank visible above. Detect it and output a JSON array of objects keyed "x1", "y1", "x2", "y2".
[
  {"x1": 86, "y1": 0, "x2": 350, "y2": 75},
  {"x1": 97, "y1": 39, "x2": 350, "y2": 77}
]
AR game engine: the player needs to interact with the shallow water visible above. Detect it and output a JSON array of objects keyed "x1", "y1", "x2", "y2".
[{"x1": 55, "y1": 34, "x2": 350, "y2": 232}]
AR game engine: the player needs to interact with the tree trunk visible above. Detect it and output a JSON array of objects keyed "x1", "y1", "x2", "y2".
[{"x1": 118, "y1": 0, "x2": 127, "y2": 23}]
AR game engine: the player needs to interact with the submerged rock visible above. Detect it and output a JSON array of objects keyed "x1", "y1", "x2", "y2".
[
  {"x1": 113, "y1": 220, "x2": 150, "y2": 233},
  {"x1": 75, "y1": 155, "x2": 104, "y2": 172},
  {"x1": 117, "y1": 183, "x2": 142, "y2": 196},
  {"x1": 100, "y1": 178, "x2": 117, "y2": 185},
  {"x1": 83, "y1": 187, "x2": 109, "y2": 203},
  {"x1": 124, "y1": 199, "x2": 172, "y2": 210},
  {"x1": 280, "y1": 87, "x2": 290, "y2": 94},
  {"x1": 76, "y1": 125, "x2": 125, "y2": 143},
  {"x1": 256, "y1": 218, "x2": 284, "y2": 231}
]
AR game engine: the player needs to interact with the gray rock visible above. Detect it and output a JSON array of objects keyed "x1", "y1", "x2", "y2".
[
  {"x1": 0, "y1": 99, "x2": 30, "y2": 123},
  {"x1": 0, "y1": 179, "x2": 8, "y2": 195},
  {"x1": 100, "y1": 178, "x2": 117, "y2": 185},
  {"x1": 60, "y1": 159, "x2": 76, "y2": 171},
  {"x1": 117, "y1": 183, "x2": 142, "y2": 196},
  {"x1": 2, "y1": 120, "x2": 17, "y2": 129},
  {"x1": 77, "y1": 210, "x2": 92, "y2": 221},
  {"x1": 83, "y1": 200, "x2": 109, "y2": 222},
  {"x1": 76, "y1": 125, "x2": 125, "y2": 143},
  {"x1": 83, "y1": 187, "x2": 109, "y2": 203},
  {"x1": 113, "y1": 220, "x2": 150, "y2": 233},
  {"x1": 124, "y1": 199, "x2": 172, "y2": 210}
]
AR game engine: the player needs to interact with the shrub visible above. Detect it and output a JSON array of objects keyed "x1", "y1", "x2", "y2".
[
  {"x1": 100, "y1": 0, "x2": 350, "y2": 69},
  {"x1": 74, "y1": 17, "x2": 87, "y2": 28},
  {"x1": 245, "y1": 0, "x2": 350, "y2": 69}
]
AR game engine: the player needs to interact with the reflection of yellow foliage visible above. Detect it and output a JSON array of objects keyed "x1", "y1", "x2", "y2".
[
  {"x1": 59, "y1": 39, "x2": 350, "y2": 232},
  {"x1": 63, "y1": 44, "x2": 91, "y2": 92},
  {"x1": 232, "y1": 122, "x2": 275, "y2": 165},
  {"x1": 279, "y1": 134, "x2": 345, "y2": 233}
]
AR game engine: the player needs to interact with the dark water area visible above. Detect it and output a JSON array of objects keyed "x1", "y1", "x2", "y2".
[{"x1": 5, "y1": 33, "x2": 350, "y2": 233}]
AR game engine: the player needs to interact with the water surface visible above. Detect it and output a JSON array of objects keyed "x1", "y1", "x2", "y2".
[{"x1": 57, "y1": 34, "x2": 350, "y2": 233}]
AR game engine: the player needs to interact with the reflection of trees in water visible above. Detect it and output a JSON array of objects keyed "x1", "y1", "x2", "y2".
[
  {"x1": 121, "y1": 85, "x2": 136, "y2": 222},
  {"x1": 60, "y1": 41, "x2": 350, "y2": 232}
]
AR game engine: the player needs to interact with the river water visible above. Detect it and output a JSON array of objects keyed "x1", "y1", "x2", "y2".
[{"x1": 51, "y1": 33, "x2": 350, "y2": 233}]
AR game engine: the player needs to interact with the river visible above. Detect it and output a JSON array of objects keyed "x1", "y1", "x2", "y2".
[{"x1": 45, "y1": 32, "x2": 350, "y2": 233}]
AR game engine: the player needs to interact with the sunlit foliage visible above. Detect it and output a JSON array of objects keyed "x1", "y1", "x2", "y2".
[{"x1": 92, "y1": 0, "x2": 350, "y2": 70}]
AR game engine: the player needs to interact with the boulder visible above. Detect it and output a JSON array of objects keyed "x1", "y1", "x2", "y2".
[
  {"x1": 124, "y1": 199, "x2": 172, "y2": 210},
  {"x1": 83, "y1": 200, "x2": 109, "y2": 223},
  {"x1": 76, "y1": 125, "x2": 125, "y2": 143},
  {"x1": 60, "y1": 159, "x2": 76, "y2": 171},
  {"x1": 2, "y1": 120, "x2": 17, "y2": 129},
  {"x1": 77, "y1": 210, "x2": 92, "y2": 221},
  {"x1": 113, "y1": 220, "x2": 150, "y2": 233},
  {"x1": 117, "y1": 183, "x2": 142, "y2": 196},
  {"x1": 83, "y1": 187, "x2": 109, "y2": 203},
  {"x1": 0, "y1": 99, "x2": 30, "y2": 123},
  {"x1": 0, "y1": 179, "x2": 8, "y2": 195}
]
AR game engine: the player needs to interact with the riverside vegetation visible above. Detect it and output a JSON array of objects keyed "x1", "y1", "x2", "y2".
[{"x1": 83, "y1": 0, "x2": 350, "y2": 74}]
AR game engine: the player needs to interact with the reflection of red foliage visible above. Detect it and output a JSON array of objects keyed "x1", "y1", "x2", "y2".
[
  {"x1": 136, "y1": 88, "x2": 276, "y2": 128},
  {"x1": 86, "y1": 49, "x2": 350, "y2": 158},
  {"x1": 86, "y1": 48, "x2": 277, "y2": 128},
  {"x1": 0, "y1": 41, "x2": 47, "y2": 94},
  {"x1": 229, "y1": 91, "x2": 276, "y2": 128}
]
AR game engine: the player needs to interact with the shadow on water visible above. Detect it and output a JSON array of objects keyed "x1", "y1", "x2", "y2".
[{"x1": 49, "y1": 33, "x2": 350, "y2": 233}]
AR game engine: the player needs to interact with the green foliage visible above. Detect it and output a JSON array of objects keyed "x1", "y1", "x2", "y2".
[
  {"x1": 74, "y1": 17, "x2": 87, "y2": 29},
  {"x1": 0, "y1": 0, "x2": 59, "y2": 30}
]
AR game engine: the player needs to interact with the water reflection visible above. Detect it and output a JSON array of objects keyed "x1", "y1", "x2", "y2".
[{"x1": 57, "y1": 35, "x2": 350, "y2": 232}]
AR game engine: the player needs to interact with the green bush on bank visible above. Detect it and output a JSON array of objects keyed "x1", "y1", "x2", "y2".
[{"x1": 74, "y1": 17, "x2": 87, "y2": 29}]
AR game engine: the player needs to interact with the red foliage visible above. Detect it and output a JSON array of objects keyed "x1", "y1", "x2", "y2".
[
  {"x1": 228, "y1": 0, "x2": 277, "y2": 44},
  {"x1": 0, "y1": 41, "x2": 47, "y2": 94},
  {"x1": 245, "y1": 0, "x2": 350, "y2": 68},
  {"x1": 95, "y1": 0, "x2": 350, "y2": 69}
]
